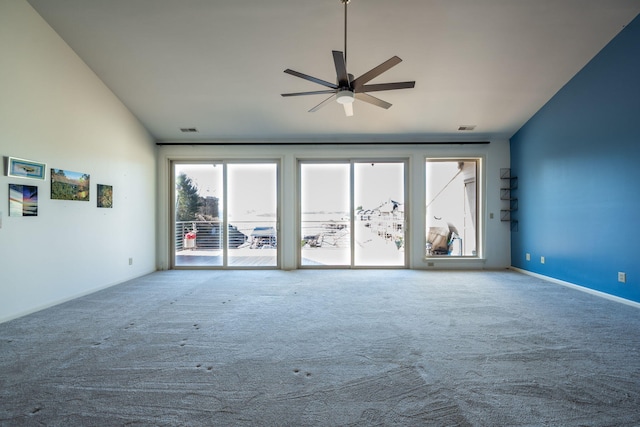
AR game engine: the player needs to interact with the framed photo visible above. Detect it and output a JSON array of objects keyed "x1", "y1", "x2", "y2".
[
  {"x1": 9, "y1": 184, "x2": 38, "y2": 216},
  {"x1": 97, "y1": 184, "x2": 113, "y2": 208},
  {"x1": 51, "y1": 168, "x2": 90, "y2": 201},
  {"x1": 7, "y1": 157, "x2": 47, "y2": 180}
]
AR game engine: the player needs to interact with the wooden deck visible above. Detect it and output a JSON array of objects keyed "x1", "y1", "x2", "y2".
[{"x1": 175, "y1": 249, "x2": 277, "y2": 267}]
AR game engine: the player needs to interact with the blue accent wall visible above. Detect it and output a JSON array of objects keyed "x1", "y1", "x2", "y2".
[{"x1": 510, "y1": 14, "x2": 640, "y2": 302}]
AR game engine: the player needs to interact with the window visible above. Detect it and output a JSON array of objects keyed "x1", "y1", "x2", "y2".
[{"x1": 425, "y1": 159, "x2": 478, "y2": 257}]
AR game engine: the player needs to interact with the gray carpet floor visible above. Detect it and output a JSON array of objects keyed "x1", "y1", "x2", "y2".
[{"x1": 1, "y1": 269, "x2": 640, "y2": 426}]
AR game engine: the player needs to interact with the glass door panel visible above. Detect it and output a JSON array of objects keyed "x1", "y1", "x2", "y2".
[
  {"x1": 354, "y1": 162, "x2": 405, "y2": 266},
  {"x1": 300, "y1": 163, "x2": 351, "y2": 266},
  {"x1": 227, "y1": 163, "x2": 277, "y2": 267},
  {"x1": 174, "y1": 163, "x2": 223, "y2": 267}
]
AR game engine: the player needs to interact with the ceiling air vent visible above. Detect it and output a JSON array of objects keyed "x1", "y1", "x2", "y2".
[
  {"x1": 180, "y1": 127, "x2": 199, "y2": 133},
  {"x1": 458, "y1": 125, "x2": 476, "y2": 131}
]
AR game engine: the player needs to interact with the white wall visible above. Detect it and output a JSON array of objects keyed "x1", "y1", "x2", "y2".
[
  {"x1": 157, "y1": 141, "x2": 511, "y2": 270},
  {"x1": 0, "y1": 0, "x2": 157, "y2": 322}
]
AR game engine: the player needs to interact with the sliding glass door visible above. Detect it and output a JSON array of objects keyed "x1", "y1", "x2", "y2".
[
  {"x1": 173, "y1": 161, "x2": 278, "y2": 268},
  {"x1": 300, "y1": 163, "x2": 351, "y2": 266},
  {"x1": 300, "y1": 160, "x2": 406, "y2": 268},
  {"x1": 354, "y1": 162, "x2": 405, "y2": 266},
  {"x1": 226, "y1": 163, "x2": 278, "y2": 266},
  {"x1": 174, "y1": 163, "x2": 224, "y2": 267}
]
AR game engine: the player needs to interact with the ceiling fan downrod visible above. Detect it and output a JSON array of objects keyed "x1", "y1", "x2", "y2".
[{"x1": 342, "y1": 0, "x2": 350, "y2": 70}]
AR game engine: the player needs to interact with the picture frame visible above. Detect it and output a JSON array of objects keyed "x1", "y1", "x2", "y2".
[
  {"x1": 7, "y1": 157, "x2": 47, "y2": 180},
  {"x1": 51, "y1": 168, "x2": 90, "y2": 201},
  {"x1": 9, "y1": 184, "x2": 38, "y2": 216},
  {"x1": 97, "y1": 184, "x2": 113, "y2": 208}
]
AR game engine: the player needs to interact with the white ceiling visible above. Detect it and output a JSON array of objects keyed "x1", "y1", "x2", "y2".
[{"x1": 26, "y1": 0, "x2": 640, "y2": 143}]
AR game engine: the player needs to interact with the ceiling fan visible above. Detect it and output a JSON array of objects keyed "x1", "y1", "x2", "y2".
[{"x1": 281, "y1": 0, "x2": 415, "y2": 117}]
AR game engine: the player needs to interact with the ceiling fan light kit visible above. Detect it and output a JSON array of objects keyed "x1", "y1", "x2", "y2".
[{"x1": 281, "y1": 0, "x2": 415, "y2": 117}]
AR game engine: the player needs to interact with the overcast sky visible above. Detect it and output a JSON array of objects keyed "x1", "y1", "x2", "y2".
[{"x1": 176, "y1": 161, "x2": 405, "y2": 216}]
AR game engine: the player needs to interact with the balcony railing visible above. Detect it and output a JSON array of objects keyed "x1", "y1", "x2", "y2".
[{"x1": 175, "y1": 220, "x2": 276, "y2": 251}]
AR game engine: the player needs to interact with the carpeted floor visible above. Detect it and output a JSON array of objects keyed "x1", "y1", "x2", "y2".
[{"x1": 1, "y1": 269, "x2": 640, "y2": 426}]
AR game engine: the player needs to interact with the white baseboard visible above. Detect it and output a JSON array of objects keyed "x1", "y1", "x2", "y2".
[{"x1": 510, "y1": 267, "x2": 640, "y2": 309}]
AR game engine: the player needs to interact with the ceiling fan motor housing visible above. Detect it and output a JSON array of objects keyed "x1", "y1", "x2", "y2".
[{"x1": 336, "y1": 90, "x2": 355, "y2": 104}]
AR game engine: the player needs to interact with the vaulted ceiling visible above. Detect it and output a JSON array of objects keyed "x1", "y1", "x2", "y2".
[{"x1": 27, "y1": 0, "x2": 640, "y2": 143}]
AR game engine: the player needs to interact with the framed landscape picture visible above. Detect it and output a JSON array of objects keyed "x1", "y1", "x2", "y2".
[
  {"x1": 7, "y1": 157, "x2": 47, "y2": 180},
  {"x1": 97, "y1": 184, "x2": 113, "y2": 208},
  {"x1": 51, "y1": 168, "x2": 90, "y2": 201},
  {"x1": 9, "y1": 184, "x2": 38, "y2": 216}
]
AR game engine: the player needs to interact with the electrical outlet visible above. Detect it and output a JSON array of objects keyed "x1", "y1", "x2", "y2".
[
  {"x1": 129, "y1": 258, "x2": 133, "y2": 266},
  {"x1": 526, "y1": 253, "x2": 531, "y2": 261},
  {"x1": 490, "y1": 212, "x2": 494, "y2": 219},
  {"x1": 618, "y1": 272, "x2": 626, "y2": 283},
  {"x1": 540, "y1": 256, "x2": 545, "y2": 264}
]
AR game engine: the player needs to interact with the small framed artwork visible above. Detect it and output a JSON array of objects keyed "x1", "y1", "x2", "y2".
[
  {"x1": 97, "y1": 184, "x2": 113, "y2": 208},
  {"x1": 51, "y1": 168, "x2": 90, "y2": 201},
  {"x1": 7, "y1": 157, "x2": 47, "y2": 180},
  {"x1": 9, "y1": 184, "x2": 38, "y2": 216}
]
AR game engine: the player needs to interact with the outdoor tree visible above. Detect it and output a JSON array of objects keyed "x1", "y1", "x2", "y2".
[
  {"x1": 176, "y1": 173, "x2": 202, "y2": 221},
  {"x1": 202, "y1": 196, "x2": 219, "y2": 219}
]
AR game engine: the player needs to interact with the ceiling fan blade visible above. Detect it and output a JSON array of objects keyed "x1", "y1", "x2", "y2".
[
  {"x1": 309, "y1": 94, "x2": 336, "y2": 112},
  {"x1": 343, "y1": 102, "x2": 354, "y2": 117},
  {"x1": 284, "y1": 69, "x2": 338, "y2": 89},
  {"x1": 357, "y1": 81, "x2": 415, "y2": 93},
  {"x1": 351, "y1": 56, "x2": 402, "y2": 89},
  {"x1": 355, "y1": 92, "x2": 392, "y2": 109},
  {"x1": 332, "y1": 51, "x2": 349, "y2": 86},
  {"x1": 281, "y1": 90, "x2": 337, "y2": 97}
]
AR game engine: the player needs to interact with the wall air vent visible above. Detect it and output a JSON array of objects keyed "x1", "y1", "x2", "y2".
[
  {"x1": 458, "y1": 125, "x2": 476, "y2": 131},
  {"x1": 180, "y1": 127, "x2": 199, "y2": 133}
]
